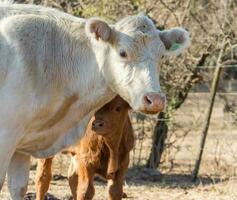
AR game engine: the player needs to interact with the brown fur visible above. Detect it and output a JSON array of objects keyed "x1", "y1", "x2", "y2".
[
  {"x1": 35, "y1": 96, "x2": 134, "y2": 200},
  {"x1": 35, "y1": 158, "x2": 53, "y2": 200}
]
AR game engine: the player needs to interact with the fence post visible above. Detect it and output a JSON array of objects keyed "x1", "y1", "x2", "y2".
[{"x1": 192, "y1": 40, "x2": 227, "y2": 181}]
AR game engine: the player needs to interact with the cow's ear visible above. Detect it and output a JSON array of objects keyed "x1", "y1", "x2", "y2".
[
  {"x1": 85, "y1": 18, "x2": 113, "y2": 42},
  {"x1": 159, "y1": 27, "x2": 190, "y2": 55}
]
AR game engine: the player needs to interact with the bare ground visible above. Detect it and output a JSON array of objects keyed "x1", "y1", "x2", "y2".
[{"x1": 1, "y1": 168, "x2": 237, "y2": 200}]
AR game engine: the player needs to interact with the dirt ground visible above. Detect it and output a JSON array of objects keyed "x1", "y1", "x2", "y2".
[
  {"x1": 1, "y1": 93, "x2": 237, "y2": 200},
  {"x1": 1, "y1": 168, "x2": 237, "y2": 200}
]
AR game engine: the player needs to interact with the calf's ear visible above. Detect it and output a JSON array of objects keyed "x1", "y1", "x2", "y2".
[
  {"x1": 85, "y1": 18, "x2": 113, "y2": 42},
  {"x1": 159, "y1": 27, "x2": 190, "y2": 56}
]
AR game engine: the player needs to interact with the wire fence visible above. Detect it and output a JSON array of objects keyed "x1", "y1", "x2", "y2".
[
  {"x1": 194, "y1": 65, "x2": 237, "y2": 69},
  {"x1": 130, "y1": 92, "x2": 237, "y2": 170},
  {"x1": 130, "y1": 65, "x2": 237, "y2": 173}
]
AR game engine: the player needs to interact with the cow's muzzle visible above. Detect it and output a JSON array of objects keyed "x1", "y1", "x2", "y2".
[{"x1": 139, "y1": 92, "x2": 166, "y2": 114}]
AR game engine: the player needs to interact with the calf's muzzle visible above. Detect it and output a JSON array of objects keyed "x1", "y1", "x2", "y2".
[{"x1": 92, "y1": 120, "x2": 104, "y2": 130}]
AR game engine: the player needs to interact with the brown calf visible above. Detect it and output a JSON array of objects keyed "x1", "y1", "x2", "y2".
[{"x1": 35, "y1": 96, "x2": 134, "y2": 200}]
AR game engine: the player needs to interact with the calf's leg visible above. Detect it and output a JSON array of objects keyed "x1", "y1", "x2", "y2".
[
  {"x1": 7, "y1": 152, "x2": 31, "y2": 200},
  {"x1": 107, "y1": 154, "x2": 129, "y2": 200},
  {"x1": 35, "y1": 158, "x2": 53, "y2": 200},
  {"x1": 76, "y1": 159, "x2": 95, "y2": 200},
  {"x1": 68, "y1": 156, "x2": 78, "y2": 200},
  {"x1": 107, "y1": 148, "x2": 119, "y2": 179},
  {"x1": 105, "y1": 133, "x2": 123, "y2": 178}
]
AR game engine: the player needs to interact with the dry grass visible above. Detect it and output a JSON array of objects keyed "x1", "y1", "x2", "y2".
[{"x1": 1, "y1": 169, "x2": 237, "y2": 200}]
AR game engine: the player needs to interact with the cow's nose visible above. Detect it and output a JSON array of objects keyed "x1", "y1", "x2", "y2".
[
  {"x1": 92, "y1": 120, "x2": 104, "y2": 129},
  {"x1": 142, "y1": 92, "x2": 166, "y2": 114}
]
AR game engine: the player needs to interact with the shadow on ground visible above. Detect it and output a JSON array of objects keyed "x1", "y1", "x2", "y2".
[
  {"x1": 125, "y1": 166, "x2": 230, "y2": 189},
  {"x1": 24, "y1": 192, "x2": 71, "y2": 200}
]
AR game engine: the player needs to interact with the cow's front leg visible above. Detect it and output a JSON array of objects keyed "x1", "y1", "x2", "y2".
[
  {"x1": 0, "y1": 159, "x2": 10, "y2": 191},
  {"x1": 7, "y1": 152, "x2": 31, "y2": 200},
  {"x1": 0, "y1": 155, "x2": 11, "y2": 191},
  {"x1": 35, "y1": 158, "x2": 53, "y2": 200},
  {"x1": 0, "y1": 130, "x2": 18, "y2": 191}
]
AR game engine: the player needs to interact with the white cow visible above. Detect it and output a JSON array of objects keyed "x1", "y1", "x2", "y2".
[{"x1": 0, "y1": 1, "x2": 189, "y2": 199}]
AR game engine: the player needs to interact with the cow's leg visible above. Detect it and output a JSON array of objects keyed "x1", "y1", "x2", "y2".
[
  {"x1": 76, "y1": 160, "x2": 95, "y2": 200},
  {"x1": 35, "y1": 158, "x2": 53, "y2": 200},
  {"x1": 0, "y1": 156, "x2": 11, "y2": 191},
  {"x1": 0, "y1": 130, "x2": 18, "y2": 191},
  {"x1": 107, "y1": 154, "x2": 129, "y2": 200},
  {"x1": 7, "y1": 152, "x2": 31, "y2": 200},
  {"x1": 0, "y1": 159, "x2": 10, "y2": 191}
]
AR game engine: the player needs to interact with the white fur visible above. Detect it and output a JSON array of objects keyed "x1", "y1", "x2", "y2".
[
  {"x1": 0, "y1": 3, "x2": 189, "y2": 199},
  {"x1": 0, "y1": 0, "x2": 13, "y2": 4},
  {"x1": 7, "y1": 152, "x2": 31, "y2": 200}
]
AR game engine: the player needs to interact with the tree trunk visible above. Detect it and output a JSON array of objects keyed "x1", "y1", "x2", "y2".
[{"x1": 146, "y1": 112, "x2": 168, "y2": 169}]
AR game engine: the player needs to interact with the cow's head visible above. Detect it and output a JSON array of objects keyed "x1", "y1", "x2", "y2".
[
  {"x1": 91, "y1": 95, "x2": 129, "y2": 135},
  {"x1": 85, "y1": 13, "x2": 190, "y2": 114}
]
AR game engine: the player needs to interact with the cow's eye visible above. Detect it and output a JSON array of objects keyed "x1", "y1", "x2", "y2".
[{"x1": 119, "y1": 50, "x2": 127, "y2": 58}]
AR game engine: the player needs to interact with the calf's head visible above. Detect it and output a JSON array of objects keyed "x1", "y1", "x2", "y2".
[
  {"x1": 91, "y1": 95, "x2": 130, "y2": 177},
  {"x1": 91, "y1": 95, "x2": 129, "y2": 135},
  {"x1": 85, "y1": 13, "x2": 190, "y2": 114}
]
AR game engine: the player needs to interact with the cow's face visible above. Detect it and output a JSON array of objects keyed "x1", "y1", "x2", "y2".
[
  {"x1": 91, "y1": 96, "x2": 129, "y2": 135},
  {"x1": 85, "y1": 14, "x2": 189, "y2": 114}
]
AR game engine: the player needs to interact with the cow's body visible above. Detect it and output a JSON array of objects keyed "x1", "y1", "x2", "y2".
[
  {"x1": 0, "y1": 1, "x2": 189, "y2": 199},
  {"x1": 35, "y1": 96, "x2": 134, "y2": 200},
  {"x1": 0, "y1": 3, "x2": 114, "y2": 157}
]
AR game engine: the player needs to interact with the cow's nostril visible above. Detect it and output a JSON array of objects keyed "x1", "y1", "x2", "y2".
[
  {"x1": 142, "y1": 92, "x2": 166, "y2": 114},
  {"x1": 98, "y1": 122, "x2": 103, "y2": 127},
  {"x1": 144, "y1": 95, "x2": 153, "y2": 105}
]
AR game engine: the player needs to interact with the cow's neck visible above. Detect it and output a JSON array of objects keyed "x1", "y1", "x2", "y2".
[
  {"x1": 39, "y1": 19, "x2": 114, "y2": 113},
  {"x1": 58, "y1": 22, "x2": 116, "y2": 118},
  {"x1": 53, "y1": 21, "x2": 110, "y2": 100}
]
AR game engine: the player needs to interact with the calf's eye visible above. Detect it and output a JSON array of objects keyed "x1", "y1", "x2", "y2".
[
  {"x1": 119, "y1": 50, "x2": 127, "y2": 58},
  {"x1": 115, "y1": 106, "x2": 121, "y2": 112}
]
